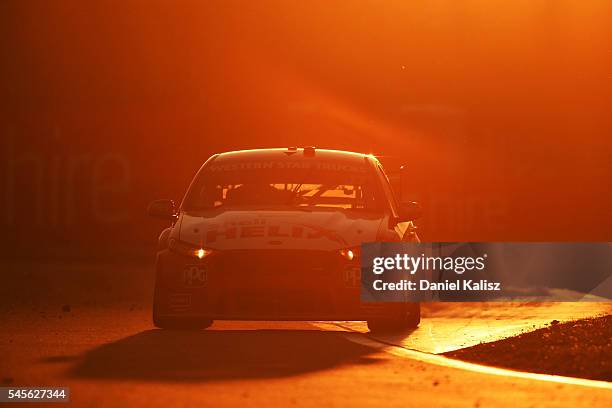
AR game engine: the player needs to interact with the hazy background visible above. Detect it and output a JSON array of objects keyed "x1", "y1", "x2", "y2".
[{"x1": 1, "y1": 1, "x2": 610, "y2": 259}]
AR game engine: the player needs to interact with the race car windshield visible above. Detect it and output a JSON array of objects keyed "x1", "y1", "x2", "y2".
[{"x1": 183, "y1": 160, "x2": 385, "y2": 211}]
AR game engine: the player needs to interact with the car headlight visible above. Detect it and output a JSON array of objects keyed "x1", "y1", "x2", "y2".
[
  {"x1": 339, "y1": 246, "x2": 360, "y2": 262},
  {"x1": 169, "y1": 238, "x2": 214, "y2": 259}
]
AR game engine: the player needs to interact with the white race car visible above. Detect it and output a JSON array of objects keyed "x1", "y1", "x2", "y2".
[{"x1": 148, "y1": 147, "x2": 422, "y2": 332}]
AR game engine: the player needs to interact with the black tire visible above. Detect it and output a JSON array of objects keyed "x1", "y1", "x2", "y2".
[
  {"x1": 153, "y1": 315, "x2": 214, "y2": 330},
  {"x1": 367, "y1": 303, "x2": 420, "y2": 333},
  {"x1": 152, "y1": 302, "x2": 214, "y2": 330},
  {"x1": 152, "y1": 277, "x2": 213, "y2": 330}
]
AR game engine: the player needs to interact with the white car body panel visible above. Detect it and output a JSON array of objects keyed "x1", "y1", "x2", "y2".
[{"x1": 178, "y1": 210, "x2": 388, "y2": 251}]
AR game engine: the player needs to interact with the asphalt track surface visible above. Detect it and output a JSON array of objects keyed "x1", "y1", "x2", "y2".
[{"x1": 1, "y1": 261, "x2": 611, "y2": 407}]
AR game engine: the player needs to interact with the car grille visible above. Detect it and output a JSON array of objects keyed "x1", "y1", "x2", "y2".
[
  {"x1": 205, "y1": 249, "x2": 348, "y2": 315},
  {"x1": 211, "y1": 249, "x2": 337, "y2": 280}
]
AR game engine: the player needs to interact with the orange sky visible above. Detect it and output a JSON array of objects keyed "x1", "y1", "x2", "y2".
[{"x1": 1, "y1": 1, "x2": 610, "y2": 254}]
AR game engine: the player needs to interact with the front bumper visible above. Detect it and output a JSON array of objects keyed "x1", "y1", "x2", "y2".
[{"x1": 154, "y1": 249, "x2": 402, "y2": 320}]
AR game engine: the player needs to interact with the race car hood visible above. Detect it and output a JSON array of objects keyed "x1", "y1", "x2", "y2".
[{"x1": 178, "y1": 209, "x2": 385, "y2": 251}]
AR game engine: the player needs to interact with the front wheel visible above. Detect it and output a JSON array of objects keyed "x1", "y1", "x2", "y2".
[
  {"x1": 152, "y1": 275, "x2": 213, "y2": 330},
  {"x1": 152, "y1": 302, "x2": 213, "y2": 330},
  {"x1": 367, "y1": 303, "x2": 420, "y2": 333}
]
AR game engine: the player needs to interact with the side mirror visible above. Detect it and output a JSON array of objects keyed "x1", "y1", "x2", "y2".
[
  {"x1": 147, "y1": 199, "x2": 177, "y2": 220},
  {"x1": 398, "y1": 201, "x2": 422, "y2": 222}
]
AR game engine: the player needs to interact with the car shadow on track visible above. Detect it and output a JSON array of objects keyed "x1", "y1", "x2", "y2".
[{"x1": 69, "y1": 329, "x2": 383, "y2": 382}]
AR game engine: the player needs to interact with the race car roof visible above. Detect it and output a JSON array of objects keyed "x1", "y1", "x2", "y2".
[{"x1": 214, "y1": 148, "x2": 375, "y2": 164}]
